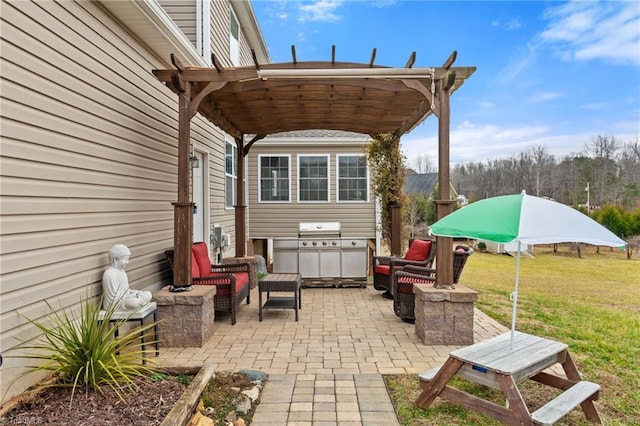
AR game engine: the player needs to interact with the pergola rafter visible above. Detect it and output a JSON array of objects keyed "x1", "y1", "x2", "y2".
[{"x1": 152, "y1": 49, "x2": 475, "y2": 291}]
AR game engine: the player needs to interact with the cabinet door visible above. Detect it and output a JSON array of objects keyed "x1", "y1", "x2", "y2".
[
  {"x1": 341, "y1": 250, "x2": 366, "y2": 278},
  {"x1": 320, "y1": 250, "x2": 341, "y2": 278},
  {"x1": 273, "y1": 249, "x2": 299, "y2": 273},
  {"x1": 298, "y1": 250, "x2": 319, "y2": 278}
]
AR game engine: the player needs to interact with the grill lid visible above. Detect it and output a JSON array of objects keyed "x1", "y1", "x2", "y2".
[{"x1": 298, "y1": 222, "x2": 341, "y2": 237}]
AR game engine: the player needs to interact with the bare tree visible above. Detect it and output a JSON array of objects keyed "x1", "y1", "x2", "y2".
[
  {"x1": 412, "y1": 153, "x2": 436, "y2": 173},
  {"x1": 583, "y1": 136, "x2": 620, "y2": 206}
]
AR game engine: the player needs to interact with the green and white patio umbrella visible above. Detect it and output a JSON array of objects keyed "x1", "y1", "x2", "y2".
[{"x1": 430, "y1": 190, "x2": 626, "y2": 348}]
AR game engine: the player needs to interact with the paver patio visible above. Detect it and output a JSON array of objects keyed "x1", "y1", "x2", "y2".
[{"x1": 156, "y1": 284, "x2": 508, "y2": 425}]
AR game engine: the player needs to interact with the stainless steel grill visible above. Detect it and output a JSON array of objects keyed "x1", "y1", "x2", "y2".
[{"x1": 273, "y1": 222, "x2": 367, "y2": 287}]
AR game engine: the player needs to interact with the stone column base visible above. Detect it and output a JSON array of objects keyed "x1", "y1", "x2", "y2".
[
  {"x1": 222, "y1": 256, "x2": 258, "y2": 289},
  {"x1": 153, "y1": 285, "x2": 215, "y2": 347},
  {"x1": 414, "y1": 284, "x2": 478, "y2": 345}
]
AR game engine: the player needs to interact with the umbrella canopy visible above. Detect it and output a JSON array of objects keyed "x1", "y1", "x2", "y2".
[
  {"x1": 430, "y1": 191, "x2": 626, "y2": 247},
  {"x1": 430, "y1": 190, "x2": 626, "y2": 348}
]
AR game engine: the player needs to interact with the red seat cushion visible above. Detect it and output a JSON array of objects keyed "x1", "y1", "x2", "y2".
[
  {"x1": 374, "y1": 264, "x2": 391, "y2": 276},
  {"x1": 191, "y1": 252, "x2": 201, "y2": 278},
  {"x1": 192, "y1": 242, "x2": 212, "y2": 275},
  {"x1": 211, "y1": 272, "x2": 249, "y2": 296},
  {"x1": 404, "y1": 239, "x2": 432, "y2": 261}
]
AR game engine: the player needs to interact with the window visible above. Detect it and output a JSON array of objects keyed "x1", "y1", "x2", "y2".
[
  {"x1": 337, "y1": 155, "x2": 368, "y2": 202},
  {"x1": 229, "y1": 9, "x2": 239, "y2": 66},
  {"x1": 225, "y1": 141, "x2": 237, "y2": 208},
  {"x1": 259, "y1": 155, "x2": 290, "y2": 202},
  {"x1": 298, "y1": 155, "x2": 329, "y2": 202}
]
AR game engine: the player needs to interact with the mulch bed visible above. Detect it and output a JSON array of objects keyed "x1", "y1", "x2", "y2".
[{"x1": 1, "y1": 376, "x2": 188, "y2": 425}]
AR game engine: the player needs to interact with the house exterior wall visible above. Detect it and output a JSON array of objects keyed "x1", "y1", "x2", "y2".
[
  {"x1": 157, "y1": 0, "x2": 197, "y2": 45},
  {"x1": 247, "y1": 133, "x2": 377, "y2": 239},
  {"x1": 0, "y1": 0, "x2": 265, "y2": 402}
]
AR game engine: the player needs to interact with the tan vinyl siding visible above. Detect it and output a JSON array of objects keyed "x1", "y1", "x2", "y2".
[
  {"x1": 209, "y1": 0, "x2": 232, "y2": 67},
  {"x1": 248, "y1": 142, "x2": 377, "y2": 239},
  {"x1": 158, "y1": 0, "x2": 197, "y2": 46},
  {"x1": 0, "y1": 0, "x2": 236, "y2": 401}
]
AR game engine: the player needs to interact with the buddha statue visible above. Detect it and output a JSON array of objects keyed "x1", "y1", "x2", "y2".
[{"x1": 102, "y1": 244, "x2": 152, "y2": 310}]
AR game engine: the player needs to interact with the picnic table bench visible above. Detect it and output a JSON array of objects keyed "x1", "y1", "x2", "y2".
[{"x1": 416, "y1": 331, "x2": 602, "y2": 425}]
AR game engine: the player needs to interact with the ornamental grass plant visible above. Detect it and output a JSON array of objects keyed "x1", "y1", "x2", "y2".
[{"x1": 6, "y1": 295, "x2": 159, "y2": 403}]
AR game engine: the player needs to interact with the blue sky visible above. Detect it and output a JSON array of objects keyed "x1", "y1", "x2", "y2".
[{"x1": 251, "y1": 0, "x2": 640, "y2": 165}]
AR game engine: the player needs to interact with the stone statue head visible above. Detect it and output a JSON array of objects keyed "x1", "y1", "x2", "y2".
[{"x1": 108, "y1": 244, "x2": 131, "y2": 269}]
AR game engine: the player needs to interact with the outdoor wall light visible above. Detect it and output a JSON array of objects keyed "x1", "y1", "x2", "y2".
[
  {"x1": 190, "y1": 154, "x2": 200, "y2": 169},
  {"x1": 256, "y1": 67, "x2": 435, "y2": 80}
]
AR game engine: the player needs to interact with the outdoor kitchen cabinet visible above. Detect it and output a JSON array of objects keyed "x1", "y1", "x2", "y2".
[
  {"x1": 272, "y1": 223, "x2": 368, "y2": 281},
  {"x1": 272, "y1": 239, "x2": 299, "y2": 274}
]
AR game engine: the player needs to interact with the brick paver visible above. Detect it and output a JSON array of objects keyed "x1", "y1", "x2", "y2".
[{"x1": 157, "y1": 284, "x2": 508, "y2": 425}]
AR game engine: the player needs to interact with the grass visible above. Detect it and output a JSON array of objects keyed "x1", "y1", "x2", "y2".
[{"x1": 386, "y1": 244, "x2": 640, "y2": 425}]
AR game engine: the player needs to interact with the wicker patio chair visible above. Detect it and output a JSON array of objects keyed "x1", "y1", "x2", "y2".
[
  {"x1": 392, "y1": 245, "x2": 474, "y2": 323},
  {"x1": 373, "y1": 238, "x2": 436, "y2": 299},
  {"x1": 164, "y1": 243, "x2": 251, "y2": 325}
]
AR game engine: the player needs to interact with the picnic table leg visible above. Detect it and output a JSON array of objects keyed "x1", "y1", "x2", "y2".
[
  {"x1": 496, "y1": 374, "x2": 534, "y2": 425},
  {"x1": 415, "y1": 357, "x2": 463, "y2": 409},
  {"x1": 561, "y1": 352, "x2": 603, "y2": 424}
]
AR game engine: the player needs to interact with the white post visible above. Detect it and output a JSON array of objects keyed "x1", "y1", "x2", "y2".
[{"x1": 585, "y1": 182, "x2": 590, "y2": 215}]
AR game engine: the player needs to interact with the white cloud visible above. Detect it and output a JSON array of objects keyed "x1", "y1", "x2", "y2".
[
  {"x1": 491, "y1": 18, "x2": 523, "y2": 30},
  {"x1": 480, "y1": 101, "x2": 495, "y2": 109},
  {"x1": 494, "y1": 43, "x2": 537, "y2": 84},
  {"x1": 539, "y1": 1, "x2": 640, "y2": 67},
  {"x1": 298, "y1": 0, "x2": 344, "y2": 23},
  {"x1": 505, "y1": 19, "x2": 523, "y2": 30},
  {"x1": 403, "y1": 122, "x2": 550, "y2": 164},
  {"x1": 527, "y1": 92, "x2": 564, "y2": 103},
  {"x1": 579, "y1": 102, "x2": 608, "y2": 111},
  {"x1": 403, "y1": 120, "x2": 640, "y2": 165}
]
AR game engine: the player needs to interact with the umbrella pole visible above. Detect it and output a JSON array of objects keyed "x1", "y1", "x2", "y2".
[{"x1": 510, "y1": 240, "x2": 522, "y2": 350}]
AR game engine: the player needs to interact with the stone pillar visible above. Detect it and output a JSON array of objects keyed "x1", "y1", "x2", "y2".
[
  {"x1": 222, "y1": 256, "x2": 258, "y2": 289},
  {"x1": 153, "y1": 285, "x2": 216, "y2": 347},
  {"x1": 414, "y1": 284, "x2": 478, "y2": 345}
]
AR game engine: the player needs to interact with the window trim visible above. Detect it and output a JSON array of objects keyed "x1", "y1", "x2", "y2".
[
  {"x1": 258, "y1": 154, "x2": 291, "y2": 203},
  {"x1": 297, "y1": 154, "x2": 330, "y2": 203},
  {"x1": 225, "y1": 140, "x2": 237, "y2": 209},
  {"x1": 229, "y1": 7, "x2": 240, "y2": 67},
  {"x1": 336, "y1": 154, "x2": 369, "y2": 203}
]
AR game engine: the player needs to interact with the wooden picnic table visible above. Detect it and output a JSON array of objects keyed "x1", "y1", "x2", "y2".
[{"x1": 416, "y1": 331, "x2": 602, "y2": 425}]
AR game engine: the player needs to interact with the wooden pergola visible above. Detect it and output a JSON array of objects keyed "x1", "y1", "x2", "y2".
[{"x1": 153, "y1": 48, "x2": 475, "y2": 291}]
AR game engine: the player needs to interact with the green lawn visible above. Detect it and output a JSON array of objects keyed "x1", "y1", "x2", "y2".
[{"x1": 386, "y1": 245, "x2": 640, "y2": 425}]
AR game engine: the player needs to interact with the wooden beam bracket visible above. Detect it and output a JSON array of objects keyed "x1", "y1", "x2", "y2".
[
  {"x1": 171, "y1": 53, "x2": 185, "y2": 72},
  {"x1": 442, "y1": 51, "x2": 457, "y2": 70},
  {"x1": 405, "y1": 51, "x2": 416, "y2": 68}
]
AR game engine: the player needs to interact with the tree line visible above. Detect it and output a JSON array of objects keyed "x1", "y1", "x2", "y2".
[
  {"x1": 406, "y1": 136, "x2": 640, "y2": 246},
  {"x1": 452, "y1": 136, "x2": 640, "y2": 210}
]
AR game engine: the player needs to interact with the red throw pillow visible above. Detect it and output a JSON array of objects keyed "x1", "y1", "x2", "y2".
[
  {"x1": 192, "y1": 242, "x2": 212, "y2": 275},
  {"x1": 404, "y1": 240, "x2": 432, "y2": 261}
]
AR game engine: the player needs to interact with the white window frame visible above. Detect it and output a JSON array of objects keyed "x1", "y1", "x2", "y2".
[
  {"x1": 225, "y1": 140, "x2": 237, "y2": 209},
  {"x1": 336, "y1": 154, "x2": 369, "y2": 202},
  {"x1": 229, "y1": 8, "x2": 240, "y2": 66},
  {"x1": 258, "y1": 154, "x2": 291, "y2": 203},
  {"x1": 297, "y1": 154, "x2": 330, "y2": 203}
]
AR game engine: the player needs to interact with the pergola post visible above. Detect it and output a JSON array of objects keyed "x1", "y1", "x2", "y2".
[
  {"x1": 390, "y1": 203, "x2": 402, "y2": 256},
  {"x1": 235, "y1": 136, "x2": 246, "y2": 257},
  {"x1": 435, "y1": 77, "x2": 454, "y2": 287},
  {"x1": 172, "y1": 81, "x2": 194, "y2": 291}
]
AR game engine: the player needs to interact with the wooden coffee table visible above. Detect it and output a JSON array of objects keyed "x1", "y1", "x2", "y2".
[{"x1": 258, "y1": 273, "x2": 302, "y2": 321}]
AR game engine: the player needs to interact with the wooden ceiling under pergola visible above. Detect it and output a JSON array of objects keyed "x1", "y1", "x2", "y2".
[{"x1": 153, "y1": 48, "x2": 476, "y2": 291}]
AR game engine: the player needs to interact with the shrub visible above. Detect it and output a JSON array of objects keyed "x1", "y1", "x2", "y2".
[{"x1": 6, "y1": 295, "x2": 158, "y2": 402}]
